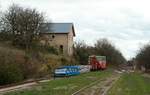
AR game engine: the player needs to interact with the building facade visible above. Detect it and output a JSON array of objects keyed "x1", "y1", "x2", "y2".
[{"x1": 40, "y1": 23, "x2": 75, "y2": 56}]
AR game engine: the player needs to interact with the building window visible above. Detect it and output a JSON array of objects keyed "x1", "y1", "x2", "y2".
[
  {"x1": 60, "y1": 45, "x2": 63, "y2": 54},
  {"x1": 52, "y1": 35, "x2": 55, "y2": 38}
]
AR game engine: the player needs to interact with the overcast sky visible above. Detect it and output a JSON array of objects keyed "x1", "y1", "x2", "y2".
[{"x1": 1, "y1": 0, "x2": 150, "y2": 59}]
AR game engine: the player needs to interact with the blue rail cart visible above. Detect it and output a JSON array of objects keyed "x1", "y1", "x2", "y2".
[{"x1": 54, "y1": 66, "x2": 80, "y2": 77}]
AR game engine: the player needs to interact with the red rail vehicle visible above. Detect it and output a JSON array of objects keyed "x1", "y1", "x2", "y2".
[{"x1": 89, "y1": 55, "x2": 107, "y2": 71}]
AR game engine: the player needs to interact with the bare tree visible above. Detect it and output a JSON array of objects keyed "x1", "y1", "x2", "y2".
[
  {"x1": 74, "y1": 39, "x2": 126, "y2": 65},
  {"x1": 94, "y1": 38, "x2": 126, "y2": 65},
  {"x1": 2, "y1": 4, "x2": 47, "y2": 50},
  {"x1": 136, "y1": 44, "x2": 150, "y2": 71},
  {"x1": 0, "y1": 3, "x2": 2, "y2": 32},
  {"x1": 0, "y1": 4, "x2": 5, "y2": 40},
  {"x1": 74, "y1": 41, "x2": 90, "y2": 65}
]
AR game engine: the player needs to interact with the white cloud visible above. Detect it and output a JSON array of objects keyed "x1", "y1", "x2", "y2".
[{"x1": 1, "y1": 0, "x2": 150, "y2": 59}]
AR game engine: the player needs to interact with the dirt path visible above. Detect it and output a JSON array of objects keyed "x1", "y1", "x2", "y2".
[
  {"x1": 72, "y1": 72, "x2": 121, "y2": 95},
  {"x1": 142, "y1": 73, "x2": 150, "y2": 78},
  {"x1": 0, "y1": 79, "x2": 51, "y2": 95},
  {"x1": 0, "y1": 82, "x2": 37, "y2": 95}
]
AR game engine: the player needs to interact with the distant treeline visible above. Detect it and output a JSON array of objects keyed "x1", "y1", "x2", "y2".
[
  {"x1": 135, "y1": 43, "x2": 150, "y2": 71},
  {"x1": 73, "y1": 39, "x2": 127, "y2": 66}
]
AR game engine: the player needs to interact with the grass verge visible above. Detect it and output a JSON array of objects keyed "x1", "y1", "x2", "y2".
[
  {"x1": 5, "y1": 69, "x2": 113, "y2": 95},
  {"x1": 108, "y1": 73, "x2": 150, "y2": 95}
]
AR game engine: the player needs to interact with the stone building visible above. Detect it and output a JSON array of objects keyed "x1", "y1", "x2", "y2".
[{"x1": 40, "y1": 23, "x2": 75, "y2": 56}]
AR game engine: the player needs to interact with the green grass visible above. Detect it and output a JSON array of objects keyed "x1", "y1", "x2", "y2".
[
  {"x1": 108, "y1": 73, "x2": 150, "y2": 95},
  {"x1": 5, "y1": 69, "x2": 113, "y2": 95}
]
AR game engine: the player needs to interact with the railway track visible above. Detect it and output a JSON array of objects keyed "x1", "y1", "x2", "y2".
[
  {"x1": 0, "y1": 70, "x2": 122, "y2": 95},
  {"x1": 72, "y1": 72, "x2": 121, "y2": 95}
]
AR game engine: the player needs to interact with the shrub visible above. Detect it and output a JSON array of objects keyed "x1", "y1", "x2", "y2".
[
  {"x1": 0, "y1": 47, "x2": 24, "y2": 85},
  {"x1": 0, "y1": 63, "x2": 23, "y2": 85},
  {"x1": 44, "y1": 54, "x2": 61, "y2": 74},
  {"x1": 45, "y1": 45, "x2": 58, "y2": 55},
  {"x1": 21, "y1": 52, "x2": 50, "y2": 78},
  {"x1": 31, "y1": 44, "x2": 58, "y2": 55},
  {"x1": 136, "y1": 44, "x2": 150, "y2": 70},
  {"x1": 60, "y1": 56, "x2": 78, "y2": 65},
  {"x1": 60, "y1": 57, "x2": 69, "y2": 65}
]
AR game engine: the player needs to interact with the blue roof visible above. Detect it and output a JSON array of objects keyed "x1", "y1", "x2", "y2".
[{"x1": 40, "y1": 23, "x2": 75, "y2": 36}]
